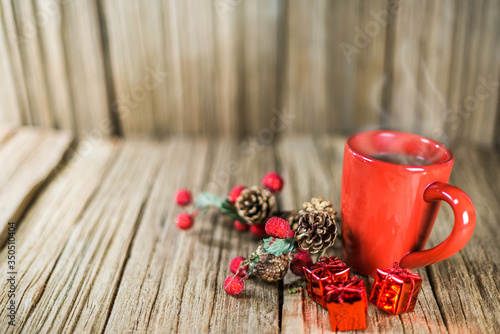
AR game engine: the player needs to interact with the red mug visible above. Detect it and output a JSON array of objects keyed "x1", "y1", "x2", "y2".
[{"x1": 341, "y1": 130, "x2": 475, "y2": 276}]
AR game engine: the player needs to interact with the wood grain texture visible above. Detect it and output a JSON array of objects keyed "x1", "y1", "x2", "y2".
[
  {"x1": 466, "y1": 0, "x2": 500, "y2": 146},
  {"x1": 0, "y1": 139, "x2": 115, "y2": 333},
  {"x1": 10, "y1": 0, "x2": 53, "y2": 127},
  {"x1": 0, "y1": 135, "x2": 498, "y2": 332},
  {"x1": 0, "y1": 10, "x2": 22, "y2": 125},
  {"x1": 444, "y1": 0, "x2": 500, "y2": 147},
  {"x1": 282, "y1": 0, "x2": 388, "y2": 134},
  {"x1": 101, "y1": 0, "x2": 165, "y2": 137},
  {"x1": 349, "y1": 0, "x2": 388, "y2": 133},
  {"x1": 207, "y1": 141, "x2": 280, "y2": 334},
  {"x1": 424, "y1": 145, "x2": 500, "y2": 333},
  {"x1": 17, "y1": 141, "x2": 164, "y2": 333},
  {"x1": 0, "y1": 127, "x2": 72, "y2": 247},
  {"x1": 278, "y1": 137, "x2": 341, "y2": 333},
  {"x1": 414, "y1": 0, "x2": 454, "y2": 140},
  {"x1": 283, "y1": 0, "x2": 332, "y2": 135},
  {"x1": 0, "y1": 1, "x2": 30, "y2": 125},
  {"x1": 1, "y1": 0, "x2": 500, "y2": 146},
  {"x1": 33, "y1": 0, "x2": 74, "y2": 130},
  {"x1": 242, "y1": 0, "x2": 283, "y2": 136},
  {"x1": 213, "y1": 1, "x2": 243, "y2": 138},
  {"x1": 387, "y1": 0, "x2": 451, "y2": 138},
  {"x1": 104, "y1": 139, "x2": 210, "y2": 332},
  {"x1": 62, "y1": 0, "x2": 110, "y2": 136}
]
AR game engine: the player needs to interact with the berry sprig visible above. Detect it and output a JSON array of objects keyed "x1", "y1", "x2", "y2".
[
  {"x1": 224, "y1": 253, "x2": 260, "y2": 296},
  {"x1": 221, "y1": 213, "x2": 332, "y2": 297},
  {"x1": 173, "y1": 180, "x2": 339, "y2": 299},
  {"x1": 222, "y1": 216, "x2": 310, "y2": 296},
  {"x1": 173, "y1": 172, "x2": 285, "y2": 237},
  {"x1": 229, "y1": 256, "x2": 248, "y2": 277}
]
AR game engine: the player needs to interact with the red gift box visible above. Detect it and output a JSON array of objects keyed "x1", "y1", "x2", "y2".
[
  {"x1": 304, "y1": 256, "x2": 350, "y2": 308},
  {"x1": 325, "y1": 276, "x2": 367, "y2": 331},
  {"x1": 369, "y1": 262, "x2": 422, "y2": 315}
]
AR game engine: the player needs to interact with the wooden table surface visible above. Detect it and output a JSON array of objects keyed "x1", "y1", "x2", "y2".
[{"x1": 0, "y1": 126, "x2": 499, "y2": 333}]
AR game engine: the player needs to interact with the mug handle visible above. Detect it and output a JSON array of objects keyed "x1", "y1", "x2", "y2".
[{"x1": 400, "y1": 182, "x2": 476, "y2": 269}]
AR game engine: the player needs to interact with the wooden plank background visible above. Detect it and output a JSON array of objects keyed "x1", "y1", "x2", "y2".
[
  {"x1": 0, "y1": 0, "x2": 499, "y2": 147},
  {"x1": 0, "y1": 126, "x2": 499, "y2": 333}
]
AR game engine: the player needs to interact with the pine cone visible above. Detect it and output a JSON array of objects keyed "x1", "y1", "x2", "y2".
[
  {"x1": 235, "y1": 186, "x2": 276, "y2": 225},
  {"x1": 252, "y1": 249, "x2": 290, "y2": 282},
  {"x1": 295, "y1": 211, "x2": 337, "y2": 253},
  {"x1": 279, "y1": 211, "x2": 301, "y2": 231},
  {"x1": 300, "y1": 197, "x2": 337, "y2": 221}
]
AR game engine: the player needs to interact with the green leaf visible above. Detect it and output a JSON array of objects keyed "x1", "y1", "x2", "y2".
[
  {"x1": 220, "y1": 199, "x2": 247, "y2": 224},
  {"x1": 262, "y1": 237, "x2": 297, "y2": 256},
  {"x1": 195, "y1": 192, "x2": 225, "y2": 209},
  {"x1": 287, "y1": 280, "x2": 307, "y2": 294}
]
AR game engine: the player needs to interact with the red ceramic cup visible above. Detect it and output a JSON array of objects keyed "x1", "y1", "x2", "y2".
[{"x1": 341, "y1": 130, "x2": 475, "y2": 276}]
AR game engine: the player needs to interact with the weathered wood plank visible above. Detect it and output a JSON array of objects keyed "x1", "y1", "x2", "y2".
[
  {"x1": 149, "y1": 141, "x2": 234, "y2": 332},
  {"x1": 104, "y1": 139, "x2": 210, "y2": 332},
  {"x1": 0, "y1": 128, "x2": 72, "y2": 246},
  {"x1": 283, "y1": 0, "x2": 332, "y2": 135},
  {"x1": 453, "y1": 0, "x2": 485, "y2": 144},
  {"x1": 425, "y1": 145, "x2": 500, "y2": 333},
  {"x1": 0, "y1": 12, "x2": 22, "y2": 125},
  {"x1": 213, "y1": 1, "x2": 243, "y2": 138},
  {"x1": 387, "y1": 0, "x2": 452, "y2": 139},
  {"x1": 62, "y1": 0, "x2": 111, "y2": 136},
  {"x1": 443, "y1": 0, "x2": 472, "y2": 145},
  {"x1": 0, "y1": 129, "x2": 46, "y2": 187},
  {"x1": 415, "y1": 0, "x2": 454, "y2": 140},
  {"x1": 0, "y1": 1, "x2": 30, "y2": 124},
  {"x1": 207, "y1": 141, "x2": 280, "y2": 333},
  {"x1": 33, "y1": 0, "x2": 74, "y2": 131},
  {"x1": 242, "y1": 0, "x2": 283, "y2": 136},
  {"x1": 347, "y1": 0, "x2": 388, "y2": 133},
  {"x1": 101, "y1": 0, "x2": 163, "y2": 137},
  {"x1": 0, "y1": 140, "x2": 116, "y2": 333},
  {"x1": 17, "y1": 141, "x2": 164, "y2": 332},
  {"x1": 278, "y1": 137, "x2": 336, "y2": 333},
  {"x1": 10, "y1": 0, "x2": 53, "y2": 127},
  {"x1": 0, "y1": 0, "x2": 499, "y2": 146},
  {"x1": 0, "y1": 125, "x2": 16, "y2": 148},
  {"x1": 467, "y1": 0, "x2": 500, "y2": 146},
  {"x1": 0, "y1": 135, "x2": 497, "y2": 333},
  {"x1": 106, "y1": 138, "x2": 280, "y2": 333}
]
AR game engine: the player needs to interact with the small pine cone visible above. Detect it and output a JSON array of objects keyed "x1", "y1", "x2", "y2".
[
  {"x1": 253, "y1": 251, "x2": 290, "y2": 282},
  {"x1": 235, "y1": 186, "x2": 276, "y2": 225},
  {"x1": 300, "y1": 197, "x2": 337, "y2": 221},
  {"x1": 279, "y1": 211, "x2": 301, "y2": 231},
  {"x1": 295, "y1": 211, "x2": 337, "y2": 253}
]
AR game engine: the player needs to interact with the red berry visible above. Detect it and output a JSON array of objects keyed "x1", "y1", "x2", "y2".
[
  {"x1": 175, "y1": 212, "x2": 194, "y2": 230},
  {"x1": 234, "y1": 221, "x2": 249, "y2": 231},
  {"x1": 175, "y1": 189, "x2": 192, "y2": 206},
  {"x1": 249, "y1": 224, "x2": 266, "y2": 238},
  {"x1": 265, "y1": 217, "x2": 291, "y2": 239},
  {"x1": 262, "y1": 172, "x2": 284, "y2": 193},
  {"x1": 229, "y1": 256, "x2": 248, "y2": 277},
  {"x1": 290, "y1": 251, "x2": 314, "y2": 277},
  {"x1": 228, "y1": 185, "x2": 246, "y2": 204},
  {"x1": 224, "y1": 275, "x2": 245, "y2": 296},
  {"x1": 288, "y1": 229, "x2": 295, "y2": 238}
]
